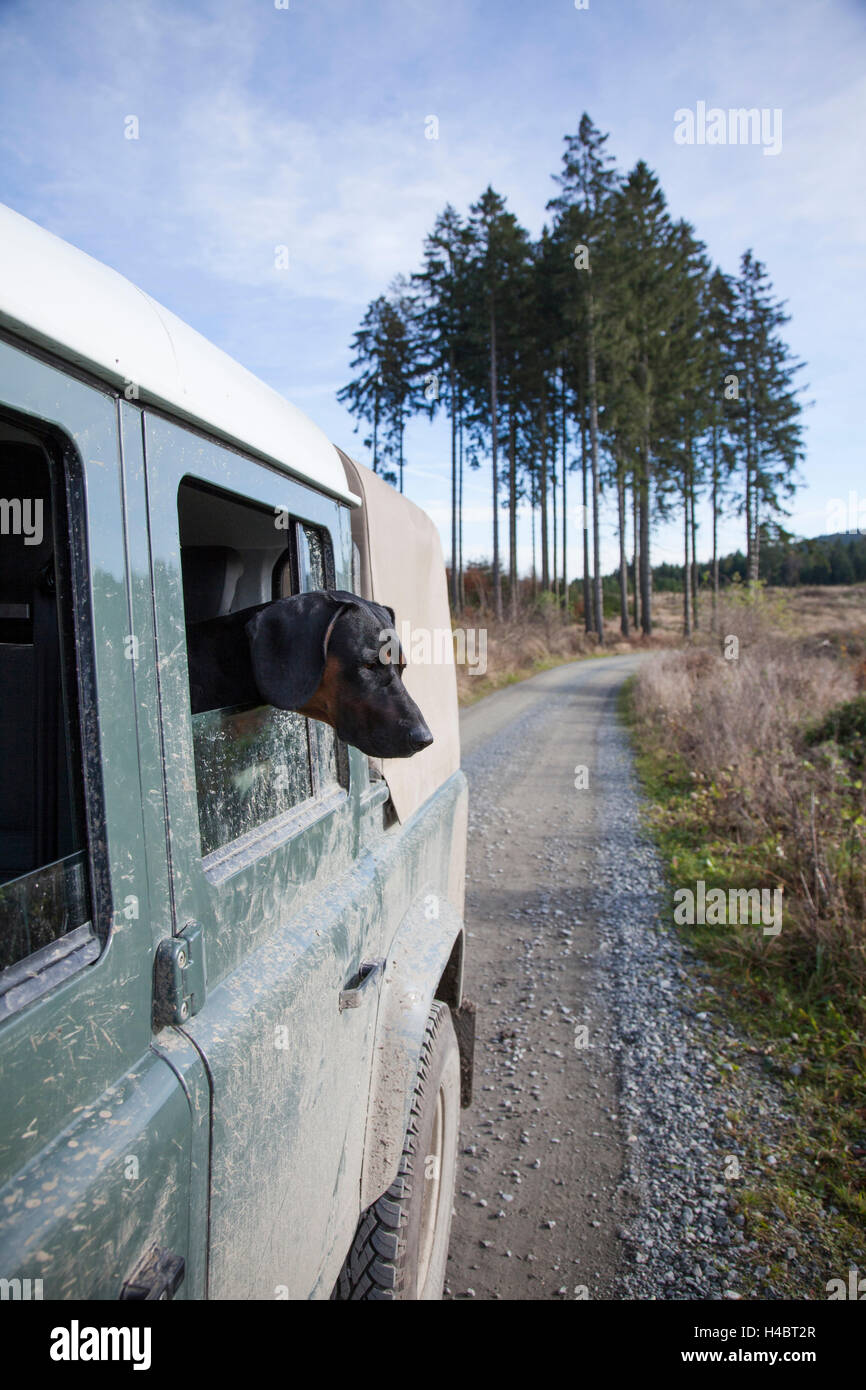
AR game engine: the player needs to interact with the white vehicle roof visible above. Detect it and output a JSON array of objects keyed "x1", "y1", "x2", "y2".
[{"x1": 0, "y1": 203, "x2": 360, "y2": 507}]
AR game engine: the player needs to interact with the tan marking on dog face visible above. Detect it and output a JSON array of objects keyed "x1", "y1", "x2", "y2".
[{"x1": 298, "y1": 651, "x2": 342, "y2": 726}]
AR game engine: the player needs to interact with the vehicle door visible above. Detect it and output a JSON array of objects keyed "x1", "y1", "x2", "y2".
[
  {"x1": 0, "y1": 340, "x2": 206, "y2": 1301},
  {"x1": 143, "y1": 414, "x2": 383, "y2": 1299}
]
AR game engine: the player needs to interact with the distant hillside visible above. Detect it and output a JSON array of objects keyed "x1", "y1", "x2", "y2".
[{"x1": 642, "y1": 532, "x2": 866, "y2": 591}]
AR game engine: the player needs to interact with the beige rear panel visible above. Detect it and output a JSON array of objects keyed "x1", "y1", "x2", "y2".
[{"x1": 337, "y1": 450, "x2": 461, "y2": 822}]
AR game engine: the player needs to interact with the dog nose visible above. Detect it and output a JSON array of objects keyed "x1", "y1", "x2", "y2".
[{"x1": 408, "y1": 723, "x2": 433, "y2": 751}]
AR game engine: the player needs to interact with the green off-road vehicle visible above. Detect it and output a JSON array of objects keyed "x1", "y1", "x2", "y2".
[{"x1": 0, "y1": 203, "x2": 473, "y2": 1301}]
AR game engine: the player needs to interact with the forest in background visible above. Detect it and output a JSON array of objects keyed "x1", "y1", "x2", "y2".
[
  {"x1": 651, "y1": 532, "x2": 866, "y2": 592},
  {"x1": 337, "y1": 114, "x2": 807, "y2": 641}
]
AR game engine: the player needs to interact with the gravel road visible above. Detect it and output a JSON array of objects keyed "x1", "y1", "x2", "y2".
[{"x1": 444, "y1": 654, "x2": 793, "y2": 1302}]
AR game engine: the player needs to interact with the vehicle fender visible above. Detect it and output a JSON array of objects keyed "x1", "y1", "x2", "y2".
[{"x1": 361, "y1": 890, "x2": 464, "y2": 1209}]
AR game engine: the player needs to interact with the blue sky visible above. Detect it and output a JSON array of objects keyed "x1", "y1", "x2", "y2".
[{"x1": 1, "y1": 0, "x2": 863, "y2": 577}]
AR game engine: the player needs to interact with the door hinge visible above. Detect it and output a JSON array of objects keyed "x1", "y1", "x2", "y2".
[
  {"x1": 153, "y1": 920, "x2": 206, "y2": 1029},
  {"x1": 120, "y1": 1244, "x2": 185, "y2": 1300}
]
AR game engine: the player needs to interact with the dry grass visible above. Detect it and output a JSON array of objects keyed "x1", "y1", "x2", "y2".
[
  {"x1": 454, "y1": 597, "x2": 677, "y2": 705},
  {"x1": 454, "y1": 609, "x2": 587, "y2": 705},
  {"x1": 633, "y1": 587, "x2": 866, "y2": 994},
  {"x1": 454, "y1": 583, "x2": 866, "y2": 706},
  {"x1": 627, "y1": 584, "x2": 866, "y2": 1244},
  {"x1": 781, "y1": 582, "x2": 866, "y2": 635},
  {"x1": 636, "y1": 637, "x2": 856, "y2": 787},
  {"x1": 652, "y1": 580, "x2": 866, "y2": 640}
]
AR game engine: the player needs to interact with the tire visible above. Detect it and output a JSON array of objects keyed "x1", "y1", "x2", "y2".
[{"x1": 332, "y1": 1000, "x2": 461, "y2": 1300}]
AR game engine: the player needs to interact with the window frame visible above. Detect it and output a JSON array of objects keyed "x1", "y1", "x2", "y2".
[
  {"x1": 142, "y1": 408, "x2": 361, "y2": 987},
  {"x1": 177, "y1": 476, "x2": 348, "y2": 871},
  {"x1": 0, "y1": 406, "x2": 111, "y2": 1011},
  {"x1": 139, "y1": 409, "x2": 357, "y2": 933}
]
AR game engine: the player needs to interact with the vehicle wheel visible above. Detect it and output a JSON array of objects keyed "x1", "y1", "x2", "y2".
[{"x1": 332, "y1": 999, "x2": 460, "y2": 1300}]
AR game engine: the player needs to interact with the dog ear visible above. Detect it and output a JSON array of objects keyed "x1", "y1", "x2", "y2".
[
  {"x1": 327, "y1": 589, "x2": 393, "y2": 622},
  {"x1": 327, "y1": 590, "x2": 397, "y2": 643},
  {"x1": 379, "y1": 605, "x2": 398, "y2": 659},
  {"x1": 245, "y1": 591, "x2": 340, "y2": 711}
]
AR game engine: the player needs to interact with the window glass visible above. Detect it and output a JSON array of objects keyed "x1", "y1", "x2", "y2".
[
  {"x1": 0, "y1": 425, "x2": 91, "y2": 970},
  {"x1": 297, "y1": 523, "x2": 328, "y2": 592},
  {"x1": 179, "y1": 483, "x2": 343, "y2": 858},
  {"x1": 192, "y1": 705, "x2": 311, "y2": 855}
]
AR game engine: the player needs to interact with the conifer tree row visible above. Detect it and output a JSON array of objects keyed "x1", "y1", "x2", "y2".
[{"x1": 337, "y1": 116, "x2": 806, "y2": 633}]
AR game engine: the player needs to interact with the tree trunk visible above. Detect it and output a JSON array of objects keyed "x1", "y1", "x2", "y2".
[
  {"x1": 617, "y1": 464, "x2": 629, "y2": 636},
  {"x1": 639, "y1": 467, "x2": 651, "y2": 635},
  {"x1": 751, "y1": 435, "x2": 761, "y2": 585},
  {"x1": 633, "y1": 480, "x2": 640, "y2": 631},
  {"x1": 508, "y1": 398, "x2": 518, "y2": 619},
  {"x1": 711, "y1": 409, "x2": 719, "y2": 628},
  {"x1": 490, "y1": 302, "x2": 502, "y2": 619},
  {"x1": 683, "y1": 476, "x2": 692, "y2": 638},
  {"x1": 540, "y1": 381, "x2": 549, "y2": 592},
  {"x1": 458, "y1": 398, "x2": 465, "y2": 613},
  {"x1": 531, "y1": 468, "x2": 538, "y2": 600},
  {"x1": 561, "y1": 370, "x2": 568, "y2": 615},
  {"x1": 449, "y1": 352, "x2": 457, "y2": 609},
  {"x1": 587, "y1": 297, "x2": 604, "y2": 643},
  {"x1": 581, "y1": 406, "x2": 592, "y2": 632},
  {"x1": 690, "y1": 470, "x2": 699, "y2": 627},
  {"x1": 551, "y1": 394, "x2": 558, "y2": 603},
  {"x1": 639, "y1": 368, "x2": 652, "y2": 635},
  {"x1": 745, "y1": 391, "x2": 754, "y2": 586},
  {"x1": 398, "y1": 409, "x2": 404, "y2": 494}
]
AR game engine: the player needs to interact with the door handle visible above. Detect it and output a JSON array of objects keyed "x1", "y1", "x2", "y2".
[{"x1": 339, "y1": 958, "x2": 384, "y2": 1012}]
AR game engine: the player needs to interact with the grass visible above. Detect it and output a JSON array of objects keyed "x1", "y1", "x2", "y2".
[
  {"x1": 457, "y1": 644, "x2": 616, "y2": 707},
  {"x1": 453, "y1": 597, "x2": 675, "y2": 707},
  {"x1": 453, "y1": 581, "x2": 866, "y2": 707},
  {"x1": 620, "y1": 586, "x2": 866, "y2": 1297},
  {"x1": 650, "y1": 580, "x2": 866, "y2": 640}
]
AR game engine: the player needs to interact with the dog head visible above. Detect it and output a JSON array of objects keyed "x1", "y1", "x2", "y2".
[{"x1": 245, "y1": 589, "x2": 433, "y2": 759}]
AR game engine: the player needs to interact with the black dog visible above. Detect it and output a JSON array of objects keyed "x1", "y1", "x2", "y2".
[{"x1": 186, "y1": 589, "x2": 433, "y2": 760}]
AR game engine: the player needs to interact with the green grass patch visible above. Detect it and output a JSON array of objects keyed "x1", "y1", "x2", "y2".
[{"x1": 619, "y1": 675, "x2": 866, "y2": 1294}]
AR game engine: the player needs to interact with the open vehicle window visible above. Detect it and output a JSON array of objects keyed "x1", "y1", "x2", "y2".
[
  {"x1": 178, "y1": 480, "x2": 345, "y2": 858},
  {"x1": 0, "y1": 424, "x2": 91, "y2": 973}
]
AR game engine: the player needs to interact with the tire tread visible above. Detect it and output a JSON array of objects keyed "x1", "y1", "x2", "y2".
[{"x1": 332, "y1": 1000, "x2": 451, "y2": 1301}]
